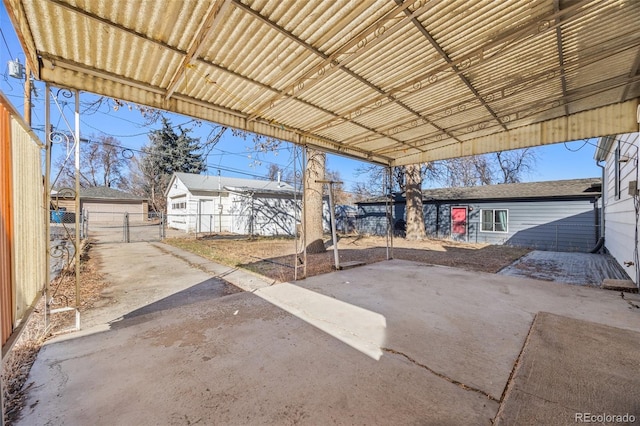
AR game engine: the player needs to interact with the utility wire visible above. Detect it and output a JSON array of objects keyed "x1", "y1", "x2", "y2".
[{"x1": 0, "y1": 27, "x2": 14, "y2": 58}]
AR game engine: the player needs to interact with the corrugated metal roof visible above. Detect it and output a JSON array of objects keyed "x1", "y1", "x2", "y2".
[
  {"x1": 173, "y1": 172, "x2": 295, "y2": 193},
  {"x1": 359, "y1": 177, "x2": 601, "y2": 203},
  {"x1": 5, "y1": 0, "x2": 640, "y2": 165}
]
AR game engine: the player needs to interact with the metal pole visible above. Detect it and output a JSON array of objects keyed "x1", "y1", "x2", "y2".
[
  {"x1": 293, "y1": 146, "x2": 298, "y2": 281},
  {"x1": 328, "y1": 183, "x2": 340, "y2": 270},
  {"x1": 44, "y1": 84, "x2": 51, "y2": 331},
  {"x1": 389, "y1": 166, "x2": 394, "y2": 260},
  {"x1": 385, "y1": 168, "x2": 390, "y2": 260},
  {"x1": 74, "y1": 90, "x2": 81, "y2": 330},
  {"x1": 302, "y1": 148, "x2": 307, "y2": 279}
]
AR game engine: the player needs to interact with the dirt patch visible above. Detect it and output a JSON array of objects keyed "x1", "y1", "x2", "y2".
[
  {"x1": 165, "y1": 235, "x2": 530, "y2": 282},
  {"x1": 2, "y1": 240, "x2": 109, "y2": 424}
]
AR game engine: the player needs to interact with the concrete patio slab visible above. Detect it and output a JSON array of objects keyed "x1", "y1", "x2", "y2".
[
  {"x1": 495, "y1": 312, "x2": 640, "y2": 425},
  {"x1": 14, "y1": 243, "x2": 640, "y2": 425}
]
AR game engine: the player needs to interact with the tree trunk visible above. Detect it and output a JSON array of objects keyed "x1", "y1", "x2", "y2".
[
  {"x1": 303, "y1": 148, "x2": 326, "y2": 253},
  {"x1": 405, "y1": 163, "x2": 426, "y2": 240}
]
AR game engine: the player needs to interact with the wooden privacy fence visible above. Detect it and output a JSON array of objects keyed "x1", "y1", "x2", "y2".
[{"x1": 0, "y1": 91, "x2": 46, "y2": 349}]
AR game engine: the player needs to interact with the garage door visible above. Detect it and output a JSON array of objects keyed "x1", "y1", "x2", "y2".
[{"x1": 83, "y1": 200, "x2": 144, "y2": 223}]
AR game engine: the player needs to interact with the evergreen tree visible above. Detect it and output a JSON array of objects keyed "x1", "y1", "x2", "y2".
[{"x1": 137, "y1": 117, "x2": 205, "y2": 212}]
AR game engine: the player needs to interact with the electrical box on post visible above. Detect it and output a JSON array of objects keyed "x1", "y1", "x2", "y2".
[{"x1": 8, "y1": 59, "x2": 25, "y2": 79}]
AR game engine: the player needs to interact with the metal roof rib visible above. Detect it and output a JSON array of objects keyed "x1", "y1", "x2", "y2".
[{"x1": 4, "y1": 0, "x2": 639, "y2": 165}]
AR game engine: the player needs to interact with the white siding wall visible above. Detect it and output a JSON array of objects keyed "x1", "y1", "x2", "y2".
[
  {"x1": 166, "y1": 177, "x2": 191, "y2": 232},
  {"x1": 602, "y1": 132, "x2": 639, "y2": 285}
]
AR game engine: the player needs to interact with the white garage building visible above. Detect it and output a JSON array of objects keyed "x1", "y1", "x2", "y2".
[{"x1": 165, "y1": 172, "x2": 300, "y2": 236}]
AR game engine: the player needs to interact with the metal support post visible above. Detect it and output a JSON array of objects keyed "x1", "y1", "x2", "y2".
[
  {"x1": 44, "y1": 84, "x2": 51, "y2": 331},
  {"x1": 73, "y1": 90, "x2": 81, "y2": 330},
  {"x1": 385, "y1": 166, "x2": 394, "y2": 260}
]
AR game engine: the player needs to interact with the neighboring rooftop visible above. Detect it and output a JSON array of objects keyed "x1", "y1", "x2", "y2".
[
  {"x1": 358, "y1": 178, "x2": 601, "y2": 203},
  {"x1": 172, "y1": 172, "x2": 295, "y2": 194},
  {"x1": 52, "y1": 187, "x2": 145, "y2": 200}
]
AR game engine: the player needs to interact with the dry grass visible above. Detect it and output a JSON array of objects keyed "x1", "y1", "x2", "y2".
[
  {"x1": 2, "y1": 240, "x2": 109, "y2": 425},
  {"x1": 165, "y1": 234, "x2": 531, "y2": 282}
]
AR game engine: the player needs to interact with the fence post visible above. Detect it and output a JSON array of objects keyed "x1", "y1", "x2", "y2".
[
  {"x1": 80, "y1": 208, "x2": 86, "y2": 239},
  {"x1": 123, "y1": 212, "x2": 130, "y2": 243},
  {"x1": 85, "y1": 209, "x2": 89, "y2": 239},
  {"x1": 159, "y1": 212, "x2": 164, "y2": 240}
]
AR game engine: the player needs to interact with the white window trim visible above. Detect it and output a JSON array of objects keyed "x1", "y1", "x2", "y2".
[{"x1": 480, "y1": 208, "x2": 509, "y2": 233}]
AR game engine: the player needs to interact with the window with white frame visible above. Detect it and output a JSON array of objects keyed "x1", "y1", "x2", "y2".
[{"x1": 481, "y1": 209, "x2": 508, "y2": 233}]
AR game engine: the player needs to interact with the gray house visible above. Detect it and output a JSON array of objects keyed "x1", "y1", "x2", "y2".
[{"x1": 357, "y1": 178, "x2": 602, "y2": 252}]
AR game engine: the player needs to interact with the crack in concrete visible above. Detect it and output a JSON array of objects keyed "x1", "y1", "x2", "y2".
[
  {"x1": 381, "y1": 347, "x2": 499, "y2": 403},
  {"x1": 492, "y1": 313, "x2": 538, "y2": 424}
]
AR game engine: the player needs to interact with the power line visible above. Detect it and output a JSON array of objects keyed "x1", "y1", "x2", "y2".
[{"x1": 0, "y1": 27, "x2": 14, "y2": 58}]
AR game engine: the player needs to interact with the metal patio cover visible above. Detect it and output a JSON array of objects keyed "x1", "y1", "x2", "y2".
[{"x1": 5, "y1": 0, "x2": 640, "y2": 166}]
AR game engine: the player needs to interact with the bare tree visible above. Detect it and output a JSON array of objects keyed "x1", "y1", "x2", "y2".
[
  {"x1": 434, "y1": 149, "x2": 536, "y2": 187},
  {"x1": 304, "y1": 148, "x2": 326, "y2": 253},
  {"x1": 494, "y1": 148, "x2": 537, "y2": 183},
  {"x1": 404, "y1": 164, "x2": 427, "y2": 240},
  {"x1": 53, "y1": 135, "x2": 127, "y2": 189},
  {"x1": 351, "y1": 181, "x2": 376, "y2": 203},
  {"x1": 438, "y1": 155, "x2": 493, "y2": 187},
  {"x1": 325, "y1": 169, "x2": 351, "y2": 205}
]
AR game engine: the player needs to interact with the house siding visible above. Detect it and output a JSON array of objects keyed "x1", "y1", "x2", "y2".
[
  {"x1": 166, "y1": 175, "x2": 301, "y2": 236},
  {"x1": 600, "y1": 132, "x2": 639, "y2": 285},
  {"x1": 358, "y1": 197, "x2": 599, "y2": 252}
]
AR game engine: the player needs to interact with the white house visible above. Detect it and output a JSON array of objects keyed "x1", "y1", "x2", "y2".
[
  {"x1": 595, "y1": 132, "x2": 639, "y2": 287},
  {"x1": 165, "y1": 172, "x2": 300, "y2": 236}
]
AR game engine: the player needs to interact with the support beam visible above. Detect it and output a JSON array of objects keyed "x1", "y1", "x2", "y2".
[
  {"x1": 554, "y1": 0, "x2": 570, "y2": 116},
  {"x1": 165, "y1": 0, "x2": 231, "y2": 99},
  {"x1": 392, "y1": 99, "x2": 640, "y2": 165},
  {"x1": 38, "y1": 57, "x2": 393, "y2": 166}
]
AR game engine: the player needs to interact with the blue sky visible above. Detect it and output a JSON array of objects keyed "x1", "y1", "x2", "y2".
[{"x1": 1, "y1": 5, "x2": 601, "y2": 194}]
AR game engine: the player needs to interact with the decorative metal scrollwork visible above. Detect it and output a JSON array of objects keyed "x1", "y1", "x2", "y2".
[
  {"x1": 54, "y1": 187, "x2": 76, "y2": 199},
  {"x1": 49, "y1": 131, "x2": 70, "y2": 145},
  {"x1": 56, "y1": 88, "x2": 73, "y2": 99},
  {"x1": 50, "y1": 243, "x2": 70, "y2": 260}
]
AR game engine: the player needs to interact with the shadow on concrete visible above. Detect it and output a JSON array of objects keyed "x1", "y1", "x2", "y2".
[{"x1": 109, "y1": 278, "x2": 243, "y2": 330}]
